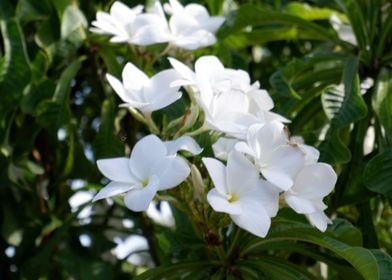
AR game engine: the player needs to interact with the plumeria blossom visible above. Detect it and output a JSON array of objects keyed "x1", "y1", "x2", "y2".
[
  {"x1": 106, "y1": 62, "x2": 181, "y2": 113},
  {"x1": 169, "y1": 56, "x2": 287, "y2": 138},
  {"x1": 93, "y1": 135, "x2": 201, "y2": 211},
  {"x1": 284, "y1": 163, "x2": 337, "y2": 231},
  {"x1": 91, "y1": 1, "x2": 224, "y2": 50},
  {"x1": 90, "y1": 1, "x2": 170, "y2": 45},
  {"x1": 203, "y1": 151, "x2": 280, "y2": 238},
  {"x1": 235, "y1": 121, "x2": 305, "y2": 191},
  {"x1": 163, "y1": 0, "x2": 225, "y2": 50}
]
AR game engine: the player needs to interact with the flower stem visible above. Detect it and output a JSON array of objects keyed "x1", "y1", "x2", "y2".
[{"x1": 144, "y1": 112, "x2": 160, "y2": 134}]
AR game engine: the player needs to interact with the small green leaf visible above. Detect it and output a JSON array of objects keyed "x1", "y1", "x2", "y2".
[{"x1": 363, "y1": 149, "x2": 392, "y2": 198}]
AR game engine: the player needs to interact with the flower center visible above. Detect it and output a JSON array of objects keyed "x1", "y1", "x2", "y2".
[
  {"x1": 227, "y1": 193, "x2": 238, "y2": 203},
  {"x1": 141, "y1": 178, "x2": 149, "y2": 188}
]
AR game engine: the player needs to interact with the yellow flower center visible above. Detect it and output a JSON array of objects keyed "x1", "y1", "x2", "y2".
[{"x1": 227, "y1": 193, "x2": 238, "y2": 203}]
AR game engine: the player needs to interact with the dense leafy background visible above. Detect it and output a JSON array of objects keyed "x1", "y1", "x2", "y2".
[{"x1": 0, "y1": 0, "x2": 391, "y2": 279}]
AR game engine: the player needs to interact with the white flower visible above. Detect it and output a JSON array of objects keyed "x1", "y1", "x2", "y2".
[
  {"x1": 329, "y1": 14, "x2": 357, "y2": 46},
  {"x1": 164, "y1": 0, "x2": 225, "y2": 50},
  {"x1": 93, "y1": 135, "x2": 194, "y2": 211},
  {"x1": 236, "y1": 121, "x2": 305, "y2": 191},
  {"x1": 203, "y1": 152, "x2": 279, "y2": 238},
  {"x1": 284, "y1": 163, "x2": 337, "y2": 231},
  {"x1": 91, "y1": 1, "x2": 171, "y2": 45},
  {"x1": 106, "y1": 62, "x2": 182, "y2": 113},
  {"x1": 169, "y1": 56, "x2": 286, "y2": 138}
]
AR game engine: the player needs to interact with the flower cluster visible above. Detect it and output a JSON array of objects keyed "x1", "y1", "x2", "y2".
[
  {"x1": 92, "y1": 1, "x2": 337, "y2": 239},
  {"x1": 91, "y1": 0, "x2": 225, "y2": 50}
]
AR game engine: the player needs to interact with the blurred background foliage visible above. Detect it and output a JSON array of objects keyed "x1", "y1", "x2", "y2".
[{"x1": 0, "y1": 0, "x2": 391, "y2": 279}]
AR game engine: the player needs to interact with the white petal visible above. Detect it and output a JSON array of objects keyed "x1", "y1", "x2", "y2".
[
  {"x1": 168, "y1": 57, "x2": 196, "y2": 85},
  {"x1": 195, "y1": 56, "x2": 224, "y2": 79},
  {"x1": 202, "y1": 157, "x2": 228, "y2": 195},
  {"x1": 292, "y1": 163, "x2": 337, "y2": 198},
  {"x1": 212, "y1": 137, "x2": 238, "y2": 160},
  {"x1": 254, "y1": 121, "x2": 287, "y2": 158},
  {"x1": 97, "y1": 158, "x2": 136, "y2": 183},
  {"x1": 124, "y1": 177, "x2": 159, "y2": 212},
  {"x1": 122, "y1": 63, "x2": 149, "y2": 92},
  {"x1": 241, "y1": 180, "x2": 280, "y2": 217},
  {"x1": 249, "y1": 89, "x2": 274, "y2": 111},
  {"x1": 262, "y1": 168, "x2": 294, "y2": 191},
  {"x1": 93, "y1": 181, "x2": 134, "y2": 202},
  {"x1": 129, "y1": 135, "x2": 167, "y2": 180},
  {"x1": 284, "y1": 194, "x2": 318, "y2": 214},
  {"x1": 306, "y1": 210, "x2": 331, "y2": 232},
  {"x1": 106, "y1": 74, "x2": 127, "y2": 102},
  {"x1": 234, "y1": 141, "x2": 255, "y2": 157},
  {"x1": 165, "y1": 136, "x2": 202, "y2": 155},
  {"x1": 154, "y1": 156, "x2": 190, "y2": 190},
  {"x1": 264, "y1": 145, "x2": 305, "y2": 189},
  {"x1": 231, "y1": 199, "x2": 272, "y2": 238},
  {"x1": 207, "y1": 188, "x2": 241, "y2": 215},
  {"x1": 144, "y1": 69, "x2": 182, "y2": 110},
  {"x1": 226, "y1": 151, "x2": 259, "y2": 194}
]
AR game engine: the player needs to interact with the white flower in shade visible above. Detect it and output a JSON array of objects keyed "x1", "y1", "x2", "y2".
[
  {"x1": 106, "y1": 62, "x2": 181, "y2": 113},
  {"x1": 203, "y1": 151, "x2": 279, "y2": 238},
  {"x1": 93, "y1": 135, "x2": 199, "y2": 211},
  {"x1": 212, "y1": 137, "x2": 239, "y2": 160},
  {"x1": 169, "y1": 56, "x2": 286, "y2": 138},
  {"x1": 164, "y1": 0, "x2": 225, "y2": 50},
  {"x1": 91, "y1": 1, "x2": 171, "y2": 45},
  {"x1": 235, "y1": 121, "x2": 305, "y2": 191},
  {"x1": 329, "y1": 14, "x2": 357, "y2": 46},
  {"x1": 284, "y1": 163, "x2": 337, "y2": 231}
]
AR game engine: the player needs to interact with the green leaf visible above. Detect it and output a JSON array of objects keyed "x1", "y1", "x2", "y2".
[
  {"x1": 135, "y1": 261, "x2": 218, "y2": 280},
  {"x1": 376, "y1": 10, "x2": 392, "y2": 58},
  {"x1": 320, "y1": 56, "x2": 367, "y2": 164},
  {"x1": 93, "y1": 98, "x2": 124, "y2": 159},
  {"x1": 244, "y1": 220, "x2": 380, "y2": 280},
  {"x1": 239, "y1": 257, "x2": 317, "y2": 280},
  {"x1": 0, "y1": 17, "x2": 31, "y2": 114},
  {"x1": 36, "y1": 57, "x2": 84, "y2": 130},
  {"x1": 370, "y1": 249, "x2": 392, "y2": 280},
  {"x1": 363, "y1": 149, "x2": 392, "y2": 198},
  {"x1": 337, "y1": 0, "x2": 370, "y2": 61},
  {"x1": 372, "y1": 68, "x2": 392, "y2": 146},
  {"x1": 283, "y1": 2, "x2": 339, "y2": 20},
  {"x1": 322, "y1": 57, "x2": 367, "y2": 128},
  {"x1": 221, "y1": 4, "x2": 338, "y2": 43},
  {"x1": 17, "y1": 0, "x2": 51, "y2": 22}
]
